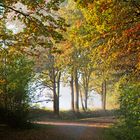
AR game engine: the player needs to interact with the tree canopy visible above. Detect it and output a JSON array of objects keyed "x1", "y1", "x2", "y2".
[{"x1": 0, "y1": 1, "x2": 139, "y2": 139}]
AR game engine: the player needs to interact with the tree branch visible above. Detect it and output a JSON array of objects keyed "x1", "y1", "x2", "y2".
[
  {"x1": 0, "y1": 3, "x2": 31, "y2": 17},
  {"x1": 32, "y1": 99, "x2": 53, "y2": 103}
]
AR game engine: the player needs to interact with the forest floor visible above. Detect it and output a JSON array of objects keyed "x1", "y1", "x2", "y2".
[{"x1": 0, "y1": 114, "x2": 117, "y2": 140}]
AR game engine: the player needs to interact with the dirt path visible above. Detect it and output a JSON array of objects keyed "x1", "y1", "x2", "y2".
[
  {"x1": 0, "y1": 116, "x2": 116, "y2": 140},
  {"x1": 34, "y1": 116, "x2": 116, "y2": 140}
]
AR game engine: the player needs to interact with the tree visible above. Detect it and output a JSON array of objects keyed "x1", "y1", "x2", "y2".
[
  {"x1": 35, "y1": 46, "x2": 63, "y2": 116},
  {"x1": 0, "y1": 46, "x2": 34, "y2": 127},
  {"x1": 0, "y1": 0, "x2": 66, "y2": 125},
  {"x1": 74, "y1": 0, "x2": 140, "y2": 139},
  {"x1": 58, "y1": 1, "x2": 81, "y2": 112},
  {"x1": 0, "y1": 0, "x2": 66, "y2": 55}
]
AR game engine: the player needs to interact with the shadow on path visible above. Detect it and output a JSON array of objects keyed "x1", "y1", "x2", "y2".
[{"x1": 0, "y1": 116, "x2": 116, "y2": 140}]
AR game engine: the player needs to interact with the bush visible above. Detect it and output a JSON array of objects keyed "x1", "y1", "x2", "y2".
[
  {"x1": 0, "y1": 107, "x2": 30, "y2": 128},
  {"x1": 110, "y1": 123, "x2": 140, "y2": 140},
  {"x1": 0, "y1": 52, "x2": 34, "y2": 128},
  {"x1": 109, "y1": 83, "x2": 140, "y2": 140},
  {"x1": 119, "y1": 84, "x2": 140, "y2": 127}
]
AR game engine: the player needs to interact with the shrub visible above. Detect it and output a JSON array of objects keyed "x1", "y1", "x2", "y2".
[
  {"x1": 110, "y1": 83, "x2": 140, "y2": 140},
  {"x1": 119, "y1": 84, "x2": 140, "y2": 127},
  {"x1": 0, "y1": 52, "x2": 34, "y2": 128}
]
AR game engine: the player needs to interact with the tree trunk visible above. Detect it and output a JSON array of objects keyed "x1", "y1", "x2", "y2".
[
  {"x1": 102, "y1": 80, "x2": 107, "y2": 110},
  {"x1": 80, "y1": 89, "x2": 85, "y2": 111},
  {"x1": 53, "y1": 81, "x2": 57, "y2": 114},
  {"x1": 85, "y1": 88, "x2": 88, "y2": 110},
  {"x1": 48, "y1": 50, "x2": 60, "y2": 116},
  {"x1": 74, "y1": 69, "x2": 79, "y2": 112},
  {"x1": 82, "y1": 71, "x2": 90, "y2": 111},
  {"x1": 52, "y1": 68, "x2": 59, "y2": 116},
  {"x1": 56, "y1": 72, "x2": 61, "y2": 116},
  {"x1": 70, "y1": 73, "x2": 75, "y2": 111}
]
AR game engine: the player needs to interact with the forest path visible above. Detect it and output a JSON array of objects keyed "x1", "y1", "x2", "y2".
[
  {"x1": 0, "y1": 116, "x2": 116, "y2": 140},
  {"x1": 34, "y1": 116, "x2": 116, "y2": 140}
]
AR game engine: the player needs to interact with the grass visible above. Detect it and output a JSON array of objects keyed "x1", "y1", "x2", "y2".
[
  {"x1": 102, "y1": 127, "x2": 117, "y2": 140},
  {"x1": 29, "y1": 108, "x2": 118, "y2": 121}
]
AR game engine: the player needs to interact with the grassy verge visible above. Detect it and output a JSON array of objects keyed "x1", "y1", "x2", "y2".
[{"x1": 29, "y1": 108, "x2": 118, "y2": 121}]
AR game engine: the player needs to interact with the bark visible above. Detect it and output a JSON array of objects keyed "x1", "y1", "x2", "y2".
[
  {"x1": 48, "y1": 51, "x2": 60, "y2": 116},
  {"x1": 70, "y1": 73, "x2": 75, "y2": 111},
  {"x1": 84, "y1": 88, "x2": 88, "y2": 110},
  {"x1": 102, "y1": 80, "x2": 107, "y2": 110},
  {"x1": 52, "y1": 68, "x2": 59, "y2": 116},
  {"x1": 53, "y1": 77, "x2": 57, "y2": 114},
  {"x1": 83, "y1": 79, "x2": 89, "y2": 110},
  {"x1": 82, "y1": 69, "x2": 91, "y2": 111},
  {"x1": 56, "y1": 72, "x2": 61, "y2": 115},
  {"x1": 74, "y1": 69, "x2": 79, "y2": 112},
  {"x1": 80, "y1": 89, "x2": 85, "y2": 111}
]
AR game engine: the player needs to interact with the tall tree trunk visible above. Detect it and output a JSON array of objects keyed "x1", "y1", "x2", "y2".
[
  {"x1": 70, "y1": 73, "x2": 74, "y2": 111},
  {"x1": 56, "y1": 72, "x2": 61, "y2": 116},
  {"x1": 52, "y1": 68, "x2": 59, "y2": 116},
  {"x1": 82, "y1": 70, "x2": 90, "y2": 111},
  {"x1": 80, "y1": 89, "x2": 85, "y2": 111},
  {"x1": 74, "y1": 69, "x2": 79, "y2": 112},
  {"x1": 53, "y1": 79, "x2": 57, "y2": 114},
  {"x1": 102, "y1": 80, "x2": 107, "y2": 110},
  {"x1": 48, "y1": 49, "x2": 60, "y2": 116},
  {"x1": 84, "y1": 88, "x2": 88, "y2": 110}
]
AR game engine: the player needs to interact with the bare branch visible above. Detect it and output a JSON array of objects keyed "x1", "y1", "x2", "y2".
[
  {"x1": 32, "y1": 99, "x2": 53, "y2": 103},
  {"x1": 0, "y1": 3, "x2": 30, "y2": 17}
]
